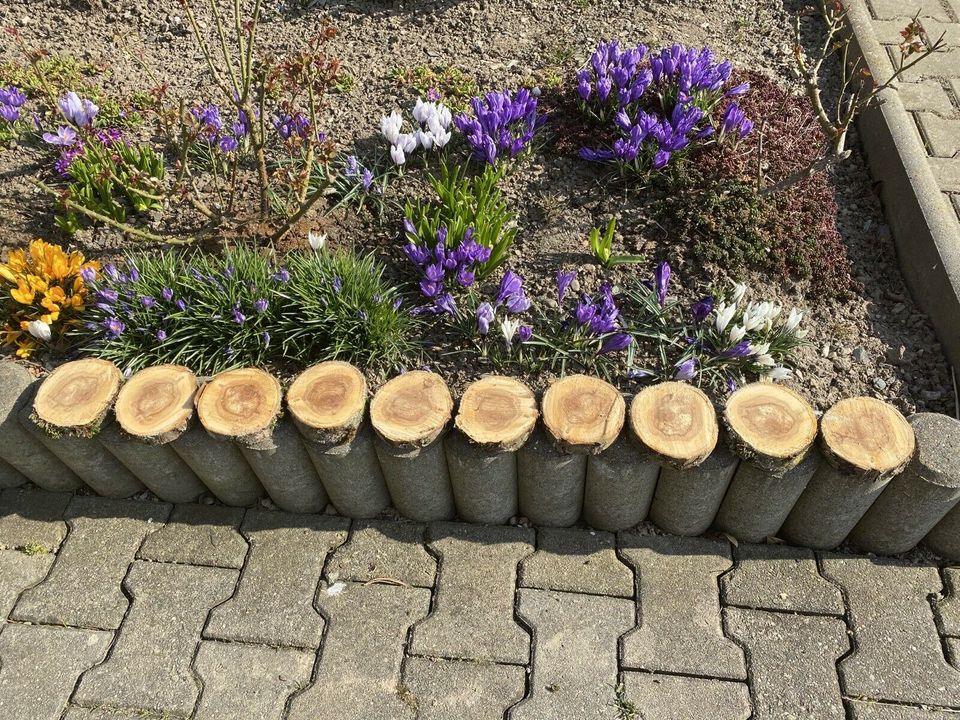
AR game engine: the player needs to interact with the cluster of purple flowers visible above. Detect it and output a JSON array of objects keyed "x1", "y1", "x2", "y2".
[
  {"x1": 576, "y1": 41, "x2": 652, "y2": 121},
  {"x1": 558, "y1": 270, "x2": 632, "y2": 354},
  {"x1": 191, "y1": 103, "x2": 249, "y2": 153},
  {"x1": 273, "y1": 110, "x2": 311, "y2": 143},
  {"x1": 403, "y1": 226, "x2": 492, "y2": 315},
  {"x1": 36, "y1": 91, "x2": 122, "y2": 178},
  {"x1": 453, "y1": 89, "x2": 545, "y2": 165},
  {"x1": 476, "y1": 271, "x2": 533, "y2": 341},
  {"x1": 0, "y1": 86, "x2": 25, "y2": 124},
  {"x1": 343, "y1": 154, "x2": 375, "y2": 193}
]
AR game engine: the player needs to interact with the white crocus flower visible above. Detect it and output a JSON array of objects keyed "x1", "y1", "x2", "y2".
[
  {"x1": 432, "y1": 126, "x2": 452, "y2": 149},
  {"x1": 308, "y1": 231, "x2": 327, "y2": 252},
  {"x1": 715, "y1": 302, "x2": 736, "y2": 333},
  {"x1": 751, "y1": 341, "x2": 770, "y2": 356},
  {"x1": 768, "y1": 366, "x2": 794, "y2": 381},
  {"x1": 398, "y1": 133, "x2": 418, "y2": 153},
  {"x1": 380, "y1": 110, "x2": 403, "y2": 146},
  {"x1": 754, "y1": 353, "x2": 776, "y2": 367},
  {"x1": 390, "y1": 145, "x2": 406, "y2": 166},
  {"x1": 433, "y1": 103, "x2": 452, "y2": 129},
  {"x1": 731, "y1": 282, "x2": 747, "y2": 303},
  {"x1": 728, "y1": 324, "x2": 746, "y2": 344},
  {"x1": 501, "y1": 317, "x2": 520, "y2": 350},
  {"x1": 412, "y1": 98, "x2": 432, "y2": 124},
  {"x1": 784, "y1": 307, "x2": 803, "y2": 333},
  {"x1": 416, "y1": 129, "x2": 434, "y2": 150},
  {"x1": 27, "y1": 319, "x2": 52, "y2": 342},
  {"x1": 743, "y1": 302, "x2": 767, "y2": 331}
]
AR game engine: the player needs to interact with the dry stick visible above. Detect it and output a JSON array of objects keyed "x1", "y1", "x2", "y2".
[
  {"x1": 714, "y1": 383, "x2": 820, "y2": 542},
  {"x1": 518, "y1": 374, "x2": 624, "y2": 527},
  {"x1": 288, "y1": 361, "x2": 389, "y2": 518},
  {"x1": 28, "y1": 359, "x2": 144, "y2": 498},
  {"x1": 780, "y1": 397, "x2": 916, "y2": 550},
  {"x1": 445, "y1": 375, "x2": 539, "y2": 524},
  {"x1": 197, "y1": 368, "x2": 325, "y2": 512},
  {"x1": 0, "y1": 361, "x2": 80, "y2": 490},
  {"x1": 849, "y1": 413, "x2": 960, "y2": 556},
  {"x1": 100, "y1": 365, "x2": 207, "y2": 503},
  {"x1": 370, "y1": 371, "x2": 456, "y2": 522},
  {"x1": 632, "y1": 382, "x2": 737, "y2": 536}
]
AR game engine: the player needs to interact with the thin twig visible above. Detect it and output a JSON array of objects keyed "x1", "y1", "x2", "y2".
[{"x1": 759, "y1": 150, "x2": 851, "y2": 196}]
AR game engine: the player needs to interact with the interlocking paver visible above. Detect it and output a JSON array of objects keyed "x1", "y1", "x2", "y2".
[
  {"x1": 13, "y1": 497, "x2": 169, "y2": 629},
  {"x1": 519, "y1": 527, "x2": 633, "y2": 598},
  {"x1": 721, "y1": 543, "x2": 844, "y2": 615},
  {"x1": 622, "y1": 673, "x2": 751, "y2": 720},
  {"x1": 848, "y1": 700, "x2": 960, "y2": 718},
  {"x1": 897, "y1": 80, "x2": 958, "y2": 115},
  {"x1": 872, "y1": 19, "x2": 960, "y2": 47},
  {"x1": 619, "y1": 533, "x2": 746, "y2": 680},
  {"x1": 510, "y1": 588, "x2": 632, "y2": 720},
  {"x1": 194, "y1": 641, "x2": 313, "y2": 720},
  {"x1": 204, "y1": 510, "x2": 348, "y2": 649},
  {"x1": 939, "y1": 567, "x2": 960, "y2": 636},
  {"x1": 822, "y1": 555, "x2": 960, "y2": 706},
  {"x1": 287, "y1": 581, "x2": 430, "y2": 720},
  {"x1": 0, "y1": 548, "x2": 53, "y2": 618},
  {"x1": 74, "y1": 561, "x2": 237, "y2": 716},
  {"x1": 0, "y1": 624, "x2": 111, "y2": 720},
  {"x1": 138, "y1": 503, "x2": 248, "y2": 568},
  {"x1": 726, "y1": 607, "x2": 847, "y2": 719},
  {"x1": 916, "y1": 113, "x2": 960, "y2": 157},
  {"x1": 404, "y1": 657, "x2": 526, "y2": 720},
  {"x1": 326, "y1": 518, "x2": 435, "y2": 587},
  {"x1": 62, "y1": 708, "x2": 171, "y2": 720},
  {"x1": 868, "y1": 0, "x2": 952, "y2": 21},
  {"x1": 410, "y1": 522, "x2": 534, "y2": 664},
  {"x1": 0, "y1": 487, "x2": 71, "y2": 551}
]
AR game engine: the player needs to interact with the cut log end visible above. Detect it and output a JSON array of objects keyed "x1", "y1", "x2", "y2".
[
  {"x1": 541, "y1": 374, "x2": 625, "y2": 454},
  {"x1": 114, "y1": 364, "x2": 198, "y2": 444},
  {"x1": 629, "y1": 381, "x2": 718, "y2": 469},
  {"x1": 454, "y1": 375, "x2": 539, "y2": 452},
  {"x1": 820, "y1": 396, "x2": 915, "y2": 477},
  {"x1": 370, "y1": 370, "x2": 453, "y2": 447},
  {"x1": 287, "y1": 361, "x2": 367, "y2": 444},
  {"x1": 196, "y1": 368, "x2": 282, "y2": 443},
  {"x1": 724, "y1": 383, "x2": 818, "y2": 467},
  {"x1": 33, "y1": 358, "x2": 121, "y2": 433}
]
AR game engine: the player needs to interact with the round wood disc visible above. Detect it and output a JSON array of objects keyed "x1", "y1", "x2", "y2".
[
  {"x1": 629, "y1": 381, "x2": 718, "y2": 468},
  {"x1": 287, "y1": 361, "x2": 367, "y2": 432},
  {"x1": 369, "y1": 371, "x2": 453, "y2": 446},
  {"x1": 34, "y1": 358, "x2": 121, "y2": 430},
  {"x1": 820, "y1": 396, "x2": 915, "y2": 474},
  {"x1": 541, "y1": 374, "x2": 625, "y2": 454},
  {"x1": 724, "y1": 383, "x2": 818, "y2": 464},
  {"x1": 114, "y1": 364, "x2": 198, "y2": 439},
  {"x1": 196, "y1": 367, "x2": 282, "y2": 439},
  {"x1": 455, "y1": 375, "x2": 538, "y2": 451}
]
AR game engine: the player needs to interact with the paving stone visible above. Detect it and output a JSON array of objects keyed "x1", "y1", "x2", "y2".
[
  {"x1": 326, "y1": 518, "x2": 435, "y2": 587},
  {"x1": 938, "y1": 567, "x2": 960, "y2": 635},
  {"x1": 194, "y1": 641, "x2": 313, "y2": 720},
  {"x1": 12, "y1": 497, "x2": 169, "y2": 630},
  {"x1": 410, "y1": 522, "x2": 534, "y2": 664},
  {"x1": 74, "y1": 561, "x2": 237, "y2": 716},
  {"x1": 868, "y1": 0, "x2": 952, "y2": 21},
  {"x1": 721, "y1": 543, "x2": 844, "y2": 615},
  {"x1": 0, "y1": 487, "x2": 71, "y2": 551},
  {"x1": 0, "y1": 623, "x2": 112, "y2": 720},
  {"x1": 897, "y1": 80, "x2": 959, "y2": 115},
  {"x1": 872, "y1": 19, "x2": 960, "y2": 47},
  {"x1": 0, "y1": 548, "x2": 53, "y2": 618},
  {"x1": 949, "y1": 637, "x2": 960, "y2": 670},
  {"x1": 287, "y1": 581, "x2": 431, "y2": 720},
  {"x1": 62, "y1": 708, "x2": 176, "y2": 720},
  {"x1": 205, "y1": 510, "x2": 348, "y2": 649},
  {"x1": 930, "y1": 156, "x2": 960, "y2": 192},
  {"x1": 510, "y1": 588, "x2": 633, "y2": 720},
  {"x1": 917, "y1": 113, "x2": 960, "y2": 157},
  {"x1": 622, "y1": 673, "x2": 751, "y2": 720},
  {"x1": 519, "y1": 527, "x2": 633, "y2": 598},
  {"x1": 404, "y1": 657, "x2": 526, "y2": 720},
  {"x1": 848, "y1": 700, "x2": 960, "y2": 718},
  {"x1": 726, "y1": 607, "x2": 847, "y2": 719},
  {"x1": 822, "y1": 554, "x2": 960, "y2": 706},
  {"x1": 138, "y1": 503, "x2": 248, "y2": 568},
  {"x1": 893, "y1": 49, "x2": 960, "y2": 83},
  {"x1": 619, "y1": 533, "x2": 746, "y2": 680}
]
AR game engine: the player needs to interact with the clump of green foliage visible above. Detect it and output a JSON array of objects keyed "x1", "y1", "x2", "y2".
[{"x1": 389, "y1": 64, "x2": 479, "y2": 112}]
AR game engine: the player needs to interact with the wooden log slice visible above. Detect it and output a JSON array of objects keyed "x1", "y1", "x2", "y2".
[
  {"x1": 114, "y1": 365, "x2": 198, "y2": 445},
  {"x1": 33, "y1": 358, "x2": 121, "y2": 435},
  {"x1": 369, "y1": 371, "x2": 453, "y2": 448},
  {"x1": 541, "y1": 374, "x2": 625, "y2": 455},
  {"x1": 196, "y1": 367, "x2": 282, "y2": 448},
  {"x1": 287, "y1": 361, "x2": 368, "y2": 446},
  {"x1": 723, "y1": 383, "x2": 818, "y2": 470},
  {"x1": 454, "y1": 375, "x2": 539, "y2": 453},
  {"x1": 629, "y1": 381, "x2": 718, "y2": 470},
  {"x1": 819, "y1": 396, "x2": 915, "y2": 480}
]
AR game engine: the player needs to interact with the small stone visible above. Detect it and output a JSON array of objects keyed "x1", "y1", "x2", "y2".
[
  {"x1": 852, "y1": 347, "x2": 870, "y2": 364},
  {"x1": 873, "y1": 378, "x2": 888, "y2": 391}
]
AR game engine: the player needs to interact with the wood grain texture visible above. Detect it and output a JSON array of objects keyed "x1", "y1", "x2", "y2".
[
  {"x1": 629, "y1": 381, "x2": 718, "y2": 469},
  {"x1": 820, "y1": 396, "x2": 915, "y2": 477},
  {"x1": 541, "y1": 374, "x2": 625, "y2": 454},
  {"x1": 196, "y1": 368, "x2": 282, "y2": 443},
  {"x1": 114, "y1": 364, "x2": 198, "y2": 444},
  {"x1": 369, "y1": 370, "x2": 453, "y2": 447},
  {"x1": 454, "y1": 375, "x2": 538, "y2": 452},
  {"x1": 33, "y1": 358, "x2": 121, "y2": 432},
  {"x1": 287, "y1": 361, "x2": 367, "y2": 445},
  {"x1": 724, "y1": 383, "x2": 818, "y2": 468}
]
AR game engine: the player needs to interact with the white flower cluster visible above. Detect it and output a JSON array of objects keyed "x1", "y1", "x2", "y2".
[{"x1": 380, "y1": 98, "x2": 452, "y2": 166}]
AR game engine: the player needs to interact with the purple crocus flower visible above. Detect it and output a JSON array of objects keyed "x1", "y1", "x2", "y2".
[
  {"x1": 175, "y1": 299, "x2": 187, "y2": 311},
  {"x1": 42, "y1": 126, "x2": 78, "y2": 146},
  {"x1": 232, "y1": 307, "x2": 246, "y2": 324},
  {"x1": 97, "y1": 289, "x2": 119, "y2": 304},
  {"x1": 79, "y1": 266, "x2": 97, "y2": 284},
  {"x1": 0, "y1": 86, "x2": 25, "y2": 108},
  {"x1": 721, "y1": 340, "x2": 752, "y2": 358},
  {"x1": 476, "y1": 302, "x2": 494, "y2": 335},
  {"x1": 518, "y1": 325, "x2": 533, "y2": 342},
  {"x1": 362, "y1": 168, "x2": 374, "y2": 192},
  {"x1": 140, "y1": 296, "x2": 155, "y2": 308},
  {"x1": 404, "y1": 242, "x2": 431, "y2": 267},
  {"x1": 333, "y1": 276, "x2": 343, "y2": 292},
  {"x1": 58, "y1": 91, "x2": 98, "y2": 127},
  {"x1": 254, "y1": 298, "x2": 269, "y2": 314},
  {"x1": 674, "y1": 357, "x2": 698, "y2": 381},
  {"x1": 654, "y1": 261, "x2": 670, "y2": 306},
  {"x1": 218, "y1": 135, "x2": 239, "y2": 153},
  {"x1": 344, "y1": 155, "x2": 360, "y2": 177},
  {"x1": 691, "y1": 297, "x2": 713, "y2": 323},
  {"x1": 262, "y1": 331, "x2": 271, "y2": 347},
  {"x1": 434, "y1": 292, "x2": 457, "y2": 316},
  {"x1": 161, "y1": 287, "x2": 174, "y2": 301},
  {"x1": 496, "y1": 271, "x2": 523, "y2": 305},
  {"x1": 156, "y1": 329, "x2": 167, "y2": 341},
  {"x1": 600, "y1": 333, "x2": 632, "y2": 354},
  {"x1": 102, "y1": 318, "x2": 125, "y2": 338},
  {"x1": 556, "y1": 270, "x2": 576, "y2": 304},
  {"x1": 0, "y1": 104, "x2": 18, "y2": 123},
  {"x1": 271, "y1": 268, "x2": 290, "y2": 283}
]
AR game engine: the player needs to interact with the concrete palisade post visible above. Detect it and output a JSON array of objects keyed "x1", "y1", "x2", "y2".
[
  {"x1": 370, "y1": 370, "x2": 455, "y2": 521},
  {"x1": 780, "y1": 397, "x2": 916, "y2": 550},
  {"x1": 848, "y1": 413, "x2": 960, "y2": 555},
  {"x1": 926, "y1": 503, "x2": 960, "y2": 561},
  {"x1": 28, "y1": 358, "x2": 144, "y2": 498},
  {"x1": 445, "y1": 375, "x2": 539, "y2": 524},
  {"x1": 99, "y1": 364, "x2": 207, "y2": 503},
  {"x1": 518, "y1": 374, "x2": 624, "y2": 527},
  {"x1": 0, "y1": 360, "x2": 80, "y2": 490},
  {"x1": 583, "y1": 431, "x2": 660, "y2": 532},
  {"x1": 287, "y1": 361, "x2": 389, "y2": 517},
  {"x1": 714, "y1": 383, "x2": 820, "y2": 542},
  {"x1": 633, "y1": 382, "x2": 735, "y2": 536}
]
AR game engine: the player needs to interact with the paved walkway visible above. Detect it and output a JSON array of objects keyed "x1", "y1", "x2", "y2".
[{"x1": 0, "y1": 489, "x2": 958, "y2": 719}]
